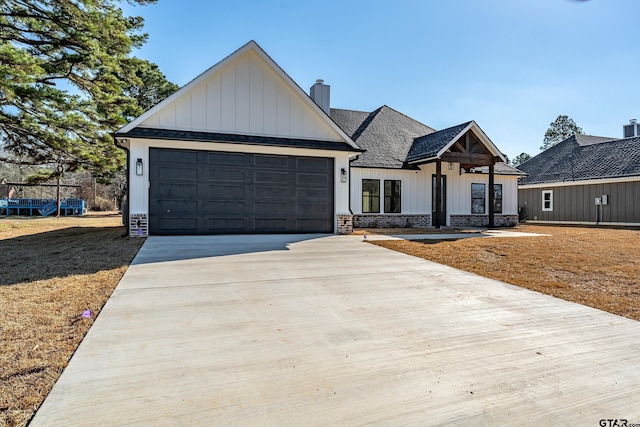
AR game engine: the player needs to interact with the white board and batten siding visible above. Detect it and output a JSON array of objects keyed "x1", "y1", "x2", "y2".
[
  {"x1": 351, "y1": 165, "x2": 518, "y2": 217},
  {"x1": 138, "y1": 48, "x2": 344, "y2": 143}
]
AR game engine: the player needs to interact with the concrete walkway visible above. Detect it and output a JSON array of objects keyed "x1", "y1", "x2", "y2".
[
  {"x1": 32, "y1": 235, "x2": 640, "y2": 426},
  {"x1": 363, "y1": 228, "x2": 550, "y2": 241}
]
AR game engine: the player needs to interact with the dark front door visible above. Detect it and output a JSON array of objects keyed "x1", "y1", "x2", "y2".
[
  {"x1": 432, "y1": 174, "x2": 447, "y2": 227},
  {"x1": 149, "y1": 148, "x2": 334, "y2": 235}
]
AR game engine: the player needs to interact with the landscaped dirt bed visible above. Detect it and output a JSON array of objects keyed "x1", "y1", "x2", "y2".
[
  {"x1": 367, "y1": 224, "x2": 640, "y2": 322},
  {"x1": 0, "y1": 214, "x2": 144, "y2": 427}
]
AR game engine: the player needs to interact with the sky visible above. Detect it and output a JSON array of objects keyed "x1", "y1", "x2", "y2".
[{"x1": 122, "y1": 0, "x2": 638, "y2": 160}]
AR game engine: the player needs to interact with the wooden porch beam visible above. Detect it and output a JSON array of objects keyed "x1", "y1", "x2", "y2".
[{"x1": 440, "y1": 152, "x2": 495, "y2": 165}]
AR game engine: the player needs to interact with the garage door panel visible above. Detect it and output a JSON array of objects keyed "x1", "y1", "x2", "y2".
[
  {"x1": 297, "y1": 173, "x2": 328, "y2": 187},
  {"x1": 255, "y1": 201, "x2": 289, "y2": 214},
  {"x1": 254, "y1": 171, "x2": 288, "y2": 184},
  {"x1": 207, "y1": 200, "x2": 245, "y2": 215},
  {"x1": 157, "y1": 166, "x2": 199, "y2": 181},
  {"x1": 254, "y1": 186, "x2": 289, "y2": 199},
  {"x1": 254, "y1": 155, "x2": 289, "y2": 168},
  {"x1": 155, "y1": 199, "x2": 198, "y2": 215},
  {"x1": 208, "y1": 152, "x2": 246, "y2": 166},
  {"x1": 210, "y1": 185, "x2": 245, "y2": 198},
  {"x1": 149, "y1": 148, "x2": 333, "y2": 235},
  {"x1": 297, "y1": 203, "x2": 330, "y2": 216},
  {"x1": 297, "y1": 188, "x2": 328, "y2": 201},
  {"x1": 154, "y1": 183, "x2": 199, "y2": 198},
  {"x1": 209, "y1": 168, "x2": 245, "y2": 182},
  {"x1": 155, "y1": 150, "x2": 198, "y2": 164},
  {"x1": 208, "y1": 218, "x2": 246, "y2": 231},
  {"x1": 155, "y1": 217, "x2": 198, "y2": 231},
  {"x1": 254, "y1": 219, "x2": 288, "y2": 231}
]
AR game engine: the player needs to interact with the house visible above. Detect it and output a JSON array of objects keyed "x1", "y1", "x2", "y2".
[
  {"x1": 518, "y1": 122, "x2": 640, "y2": 226},
  {"x1": 115, "y1": 41, "x2": 522, "y2": 236}
]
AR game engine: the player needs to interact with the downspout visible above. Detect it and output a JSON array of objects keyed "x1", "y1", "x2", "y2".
[{"x1": 114, "y1": 136, "x2": 130, "y2": 237}]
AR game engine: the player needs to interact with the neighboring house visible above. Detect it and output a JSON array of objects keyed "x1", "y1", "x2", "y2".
[
  {"x1": 115, "y1": 41, "x2": 522, "y2": 236},
  {"x1": 518, "y1": 124, "x2": 640, "y2": 226}
]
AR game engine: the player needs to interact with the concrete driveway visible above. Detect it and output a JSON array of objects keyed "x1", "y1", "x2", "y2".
[{"x1": 32, "y1": 234, "x2": 640, "y2": 426}]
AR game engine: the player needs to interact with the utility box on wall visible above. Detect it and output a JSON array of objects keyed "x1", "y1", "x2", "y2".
[
  {"x1": 129, "y1": 213, "x2": 148, "y2": 237},
  {"x1": 601, "y1": 194, "x2": 608, "y2": 205}
]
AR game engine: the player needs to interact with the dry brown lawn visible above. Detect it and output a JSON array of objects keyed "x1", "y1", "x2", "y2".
[
  {"x1": 0, "y1": 214, "x2": 144, "y2": 427},
  {"x1": 367, "y1": 224, "x2": 640, "y2": 322}
]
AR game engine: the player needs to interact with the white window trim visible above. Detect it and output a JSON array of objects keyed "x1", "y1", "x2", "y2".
[{"x1": 542, "y1": 190, "x2": 553, "y2": 211}]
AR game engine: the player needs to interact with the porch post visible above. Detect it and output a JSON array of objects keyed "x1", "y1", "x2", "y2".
[
  {"x1": 435, "y1": 160, "x2": 442, "y2": 227},
  {"x1": 488, "y1": 163, "x2": 495, "y2": 228}
]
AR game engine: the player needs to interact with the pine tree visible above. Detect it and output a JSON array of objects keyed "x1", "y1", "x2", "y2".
[
  {"x1": 0, "y1": 0, "x2": 161, "y2": 182},
  {"x1": 541, "y1": 115, "x2": 583, "y2": 151}
]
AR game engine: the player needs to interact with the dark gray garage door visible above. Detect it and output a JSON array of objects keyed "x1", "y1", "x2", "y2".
[{"x1": 149, "y1": 148, "x2": 334, "y2": 235}]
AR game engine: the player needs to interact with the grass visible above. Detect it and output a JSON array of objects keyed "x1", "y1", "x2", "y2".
[
  {"x1": 0, "y1": 214, "x2": 144, "y2": 427},
  {"x1": 367, "y1": 224, "x2": 640, "y2": 321}
]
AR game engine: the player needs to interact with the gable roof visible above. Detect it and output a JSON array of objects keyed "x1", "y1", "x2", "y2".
[
  {"x1": 406, "y1": 121, "x2": 472, "y2": 163},
  {"x1": 518, "y1": 134, "x2": 640, "y2": 185},
  {"x1": 407, "y1": 120, "x2": 506, "y2": 165},
  {"x1": 331, "y1": 106, "x2": 435, "y2": 168},
  {"x1": 116, "y1": 41, "x2": 360, "y2": 152}
]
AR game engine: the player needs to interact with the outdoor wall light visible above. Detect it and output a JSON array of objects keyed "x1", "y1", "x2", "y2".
[
  {"x1": 340, "y1": 168, "x2": 347, "y2": 183},
  {"x1": 135, "y1": 158, "x2": 143, "y2": 176}
]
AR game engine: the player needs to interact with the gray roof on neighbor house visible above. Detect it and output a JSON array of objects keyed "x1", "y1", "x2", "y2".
[
  {"x1": 406, "y1": 121, "x2": 472, "y2": 163},
  {"x1": 518, "y1": 134, "x2": 640, "y2": 184},
  {"x1": 331, "y1": 106, "x2": 436, "y2": 168}
]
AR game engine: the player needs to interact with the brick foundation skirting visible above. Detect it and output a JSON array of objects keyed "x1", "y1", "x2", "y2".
[
  {"x1": 353, "y1": 214, "x2": 431, "y2": 228},
  {"x1": 449, "y1": 214, "x2": 519, "y2": 227},
  {"x1": 337, "y1": 214, "x2": 353, "y2": 235}
]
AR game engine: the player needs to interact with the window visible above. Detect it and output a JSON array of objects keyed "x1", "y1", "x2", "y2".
[
  {"x1": 542, "y1": 190, "x2": 553, "y2": 211},
  {"x1": 384, "y1": 180, "x2": 401, "y2": 213},
  {"x1": 362, "y1": 179, "x2": 380, "y2": 213},
  {"x1": 493, "y1": 184, "x2": 503, "y2": 214},
  {"x1": 471, "y1": 183, "x2": 486, "y2": 214}
]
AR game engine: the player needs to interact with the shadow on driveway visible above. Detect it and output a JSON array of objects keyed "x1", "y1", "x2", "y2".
[{"x1": 131, "y1": 234, "x2": 332, "y2": 264}]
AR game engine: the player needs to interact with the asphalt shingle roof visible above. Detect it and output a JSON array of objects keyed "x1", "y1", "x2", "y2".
[
  {"x1": 406, "y1": 122, "x2": 472, "y2": 163},
  {"x1": 331, "y1": 106, "x2": 435, "y2": 168},
  {"x1": 518, "y1": 134, "x2": 640, "y2": 184}
]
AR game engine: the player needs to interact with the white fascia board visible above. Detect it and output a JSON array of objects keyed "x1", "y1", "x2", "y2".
[
  {"x1": 518, "y1": 175, "x2": 640, "y2": 189},
  {"x1": 437, "y1": 121, "x2": 506, "y2": 162},
  {"x1": 117, "y1": 41, "x2": 360, "y2": 151}
]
